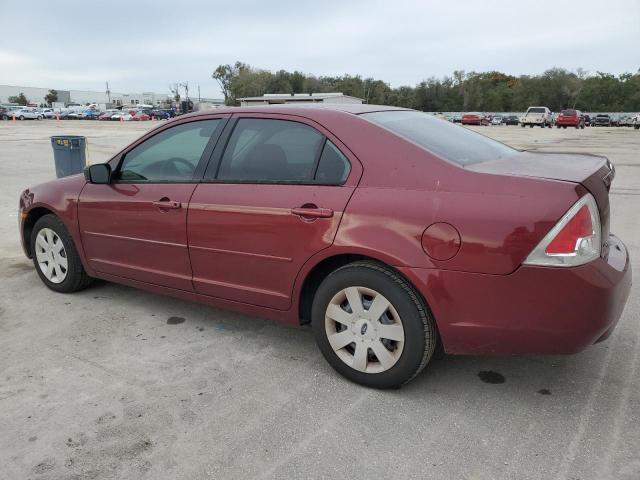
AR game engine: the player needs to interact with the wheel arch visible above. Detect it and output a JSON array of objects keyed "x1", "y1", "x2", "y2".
[
  {"x1": 296, "y1": 251, "x2": 437, "y2": 330},
  {"x1": 22, "y1": 206, "x2": 56, "y2": 257}
]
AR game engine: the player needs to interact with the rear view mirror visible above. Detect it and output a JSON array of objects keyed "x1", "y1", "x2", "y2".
[{"x1": 84, "y1": 164, "x2": 111, "y2": 184}]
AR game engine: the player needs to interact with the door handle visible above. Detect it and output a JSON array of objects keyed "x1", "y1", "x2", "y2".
[
  {"x1": 152, "y1": 199, "x2": 182, "y2": 209},
  {"x1": 291, "y1": 207, "x2": 334, "y2": 219}
]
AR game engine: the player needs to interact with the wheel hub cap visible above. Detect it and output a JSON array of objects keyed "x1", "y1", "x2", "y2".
[
  {"x1": 325, "y1": 286, "x2": 405, "y2": 374},
  {"x1": 35, "y1": 228, "x2": 68, "y2": 284}
]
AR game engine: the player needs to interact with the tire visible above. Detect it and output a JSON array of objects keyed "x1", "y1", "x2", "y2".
[
  {"x1": 530, "y1": 124, "x2": 534, "y2": 128},
  {"x1": 37, "y1": 115, "x2": 43, "y2": 120},
  {"x1": 30, "y1": 214, "x2": 93, "y2": 293},
  {"x1": 19, "y1": 115, "x2": 25, "y2": 120},
  {"x1": 521, "y1": 124, "x2": 525, "y2": 128},
  {"x1": 311, "y1": 261, "x2": 437, "y2": 389}
]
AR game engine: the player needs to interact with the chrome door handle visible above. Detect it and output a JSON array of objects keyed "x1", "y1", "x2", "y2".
[
  {"x1": 152, "y1": 200, "x2": 182, "y2": 209},
  {"x1": 291, "y1": 207, "x2": 333, "y2": 218}
]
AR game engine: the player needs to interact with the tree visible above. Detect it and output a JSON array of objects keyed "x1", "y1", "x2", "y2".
[
  {"x1": 8, "y1": 93, "x2": 28, "y2": 105},
  {"x1": 44, "y1": 89, "x2": 58, "y2": 106},
  {"x1": 210, "y1": 61, "x2": 638, "y2": 112}
]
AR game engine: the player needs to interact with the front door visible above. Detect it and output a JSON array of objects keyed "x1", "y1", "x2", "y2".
[
  {"x1": 188, "y1": 115, "x2": 361, "y2": 310},
  {"x1": 79, "y1": 118, "x2": 226, "y2": 290}
]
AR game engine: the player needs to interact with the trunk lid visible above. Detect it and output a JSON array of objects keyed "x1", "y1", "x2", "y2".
[{"x1": 467, "y1": 151, "x2": 614, "y2": 255}]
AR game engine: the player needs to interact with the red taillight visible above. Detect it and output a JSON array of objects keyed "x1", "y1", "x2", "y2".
[{"x1": 545, "y1": 205, "x2": 593, "y2": 254}]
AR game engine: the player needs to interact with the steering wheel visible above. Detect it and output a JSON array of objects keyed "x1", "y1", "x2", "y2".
[{"x1": 162, "y1": 157, "x2": 196, "y2": 179}]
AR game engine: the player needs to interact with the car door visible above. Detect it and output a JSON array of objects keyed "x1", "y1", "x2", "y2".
[
  {"x1": 78, "y1": 117, "x2": 227, "y2": 290},
  {"x1": 187, "y1": 114, "x2": 362, "y2": 310}
]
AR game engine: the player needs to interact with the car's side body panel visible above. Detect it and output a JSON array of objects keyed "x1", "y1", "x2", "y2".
[{"x1": 18, "y1": 105, "x2": 632, "y2": 357}]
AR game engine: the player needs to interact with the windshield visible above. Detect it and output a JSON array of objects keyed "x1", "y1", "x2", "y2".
[
  {"x1": 527, "y1": 107, "x2": 546, "y2": 114},
  {"x1": 362, "y1": 110, "x2": 516, "y2": 166}
]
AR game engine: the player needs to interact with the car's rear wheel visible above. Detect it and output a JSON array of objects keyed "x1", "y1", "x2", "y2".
[
  {"x1": 19, "y1": 115, "x2": 25, "y2": 120},
  {"x1": 312, "y1": 261, "x2": 437, "y2": 389},
  {"x1": 30, "y1": 214, "x2": 93, "y2": 293}
]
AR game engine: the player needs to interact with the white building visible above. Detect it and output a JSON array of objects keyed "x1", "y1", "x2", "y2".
[
  {"x1": 0, "y1": 84, "x2": 173, "y2": 107},
  {"x1": 239, "y1": 92, "x2": 363, "y2": 107}
]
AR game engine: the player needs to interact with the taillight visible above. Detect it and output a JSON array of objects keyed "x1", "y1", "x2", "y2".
[{"x1": 524, "y1": 194, "x2": 601, "y2": 267}]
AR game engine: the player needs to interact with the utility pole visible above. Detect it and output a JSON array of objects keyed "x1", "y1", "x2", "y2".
[
  {"x1": 106, "y1": 81, "x2": 111, "y2": 105},
  {"x1": 198, "y1": 84, "x2": 201, "y2": 103}
]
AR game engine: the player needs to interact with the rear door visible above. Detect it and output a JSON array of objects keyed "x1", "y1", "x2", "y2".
[
  {"x1": 187, "y1": 114, "x2": 362, "y2": 310},
  {"x1": 78, "y1": 117, "x2": 227, "y2": 290}
]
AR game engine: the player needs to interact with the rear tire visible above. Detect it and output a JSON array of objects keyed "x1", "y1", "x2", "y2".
[
  {"x1": 312, "y1": 261, "x2": 437, "y2": 389},
  {"x1": 30, "y1": 214, "x2": 93, "y2": 293}
]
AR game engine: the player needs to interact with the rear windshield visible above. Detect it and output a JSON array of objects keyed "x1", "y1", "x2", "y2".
[
  {"x1": 527, "y1": 107, "x2": 546, "y2": 114},
  {"x1": 561, "y1": 109, "x2": 577, "y2": 116},
  {"x1": 362, "y1": 110, "x2": 516, "y2": 166}
]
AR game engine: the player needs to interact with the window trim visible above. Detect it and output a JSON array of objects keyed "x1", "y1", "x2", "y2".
[
  {"x1": 202, "y1": 115, "x2": 352, "y2": 186},
  {"x1": 111, "y1": 116, "x2": 229, "y2": 184}
]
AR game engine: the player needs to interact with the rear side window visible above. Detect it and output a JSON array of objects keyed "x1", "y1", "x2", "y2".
[
  {"x1": 215, "y1": 118, "x2": 349, "y2": 184},
  {"x1": 316, "y1": 140, "x2": 351, "y2": 184},
  {"x1": 362, "y1": 110, "x2": 515, "y2": 166}
]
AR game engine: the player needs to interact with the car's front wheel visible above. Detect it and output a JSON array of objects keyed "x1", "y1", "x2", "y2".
[
  {"x1": 312, "y1": 261, "x2": 437, "y2": 389},
  {"x1": 30, "y1": 214, "x2": 93, "y2": 293}
]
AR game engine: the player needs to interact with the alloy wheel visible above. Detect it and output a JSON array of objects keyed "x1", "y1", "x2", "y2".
[{"x1": 324, "y1": 286, "x2": 405, "y2": 374}]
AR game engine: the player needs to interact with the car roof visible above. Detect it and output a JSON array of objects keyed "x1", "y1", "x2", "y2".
[{"x1": 178, "y1": 103, "x2": 409, "y2": 120}]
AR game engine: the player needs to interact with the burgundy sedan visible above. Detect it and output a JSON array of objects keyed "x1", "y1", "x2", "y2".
[{"x1": 18, "y1": 105, "x2": 631, "y2": 389}]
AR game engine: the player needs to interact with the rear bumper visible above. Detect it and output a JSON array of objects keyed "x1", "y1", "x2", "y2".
[
  {"x1": 400, "y1": 234, "x2": 631, "y2": 355},
  {"x1": 557, "y1": 118, "x2": 580, "y2": 126}
]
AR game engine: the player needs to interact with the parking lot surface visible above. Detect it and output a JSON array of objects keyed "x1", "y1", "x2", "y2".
[{"x1": 1, "y1": 120, "x2": 639, "y2": 480}]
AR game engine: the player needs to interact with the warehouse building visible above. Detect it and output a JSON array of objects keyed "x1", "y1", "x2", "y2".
[
  {"x1": 0, "y1": 84, "x2": 174, "y2": 107},
  {"x1": 239, "y1": 92, "x2": 363, "y2": 107}
]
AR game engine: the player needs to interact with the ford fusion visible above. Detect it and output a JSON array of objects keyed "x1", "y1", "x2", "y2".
[{"x1": 19, "y1": 105, "x2": 631, "y2": 388}]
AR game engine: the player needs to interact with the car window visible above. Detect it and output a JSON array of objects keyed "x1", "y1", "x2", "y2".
[
  {"x1": 362, "y1": 110, "x2": 516, "y2": 166},
  {"x1": 527, "y1": 107, "x2": 546, "y2": 114},
  {"x1": 118, "y1": 119, "x2": 220, "y2": 182},
  {"x1": 216, "y1": 118, "x2": 325, "y2": 182},
  {"x1": 315, "y1": 140, "x2": 351, "y2": 184}
]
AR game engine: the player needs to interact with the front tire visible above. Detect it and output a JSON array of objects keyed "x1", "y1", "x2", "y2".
[
  {"x1": 312, "y1": 261, "x2": 437, "y2": 389},
  {"x1": 30, "y1": 214, "x2": 93, "y2": 293}
]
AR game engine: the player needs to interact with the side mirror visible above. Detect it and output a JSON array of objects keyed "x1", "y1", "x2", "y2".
[{"x1": 84, "y1": 164, "x2": 111, "y2": 184}]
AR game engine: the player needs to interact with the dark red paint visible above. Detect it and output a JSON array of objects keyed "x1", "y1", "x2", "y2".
[{"x1": 18, "y1": 104, "x2": 631, "y2": 355}]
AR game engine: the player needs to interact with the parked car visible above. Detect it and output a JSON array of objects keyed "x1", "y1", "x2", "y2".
[
  {"x1": 592, "y1": 114, "x2": 611, "y2": 127},
  {"x1": 150, "y1": 110, "x2": 171, "y2": 120},
  {"x1": 66, "y1": 111, "x2": 84, "y2": 120},
  {"x1": 502, "y1": 115, "x2": 520, "y2": 126},
  {"x1": 82, "y1": 110, "x2": 102, "y2": 120},
  {"x1": 461, "y1": 113, "x2": 489, "y2": 126},
  {"x1": 555, "y1": 109, "x2": 585, "y2": 129},
  {"x1": 0, "y1": 106, "x2": 9, "y2": 120},
  {"x1": 452, "y1": 114, "x2": 462, "y2": 123},
  {"x1": 131, "y1": 111, "x2": 151, "y2": 121},
  {"x1": 520, "y1": 106, "x2": 553, "y2": 128},
  {"x1": 17, "y1": 105, "x2": 631, "y2": 389},
  {"x1": 11, "y1": 108, "x2": 43, "y2": 120},
  {"x1": 618, "y1": 115, "x2": 633, "y2": 127},
  {"x1": 491, "y1": 115, "x2": 503, "y2": 125},
  {"x1": 98, "y1": 111, "x2": 117, "y2": 121},
  {"x1": 110, "y1": 111, "x2": 133, "y2": 121}
]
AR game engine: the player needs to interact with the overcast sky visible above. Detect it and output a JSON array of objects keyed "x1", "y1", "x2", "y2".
[{"x1": 1, "y1": 0, "x2": 638, "y2": 98}]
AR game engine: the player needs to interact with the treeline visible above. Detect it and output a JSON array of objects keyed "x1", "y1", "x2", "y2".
[{"x1": 212, "y1": 62, "x2": 640, "y2": 112}]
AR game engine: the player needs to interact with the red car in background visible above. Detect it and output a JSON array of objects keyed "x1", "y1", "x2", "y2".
[
  {"x1": 461, "y1": 112, "x2": 489, "y2": 126},
  {"x1": 556, "y1": 109, "x2": 585, "y2": 129},
  {"x1": 132, "y1": 111, "x2": 151, "y2": 121},
  {"x1": 17, "y1": 105, "x2": 631, "y2": 388}
]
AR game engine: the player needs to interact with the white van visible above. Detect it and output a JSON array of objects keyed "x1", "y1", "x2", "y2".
[{"x1": 520, "y1": 106, "x2": 553, "y2": 128}]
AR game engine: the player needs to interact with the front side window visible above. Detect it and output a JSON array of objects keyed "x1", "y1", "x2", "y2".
[
  {"x1": 362, "y1": 110, "x2": 516, "y2": 166},
  {"x1": 216, "y1": 118, "x2": 325, "y2": 182},
  {"x1": 118, "y1": 119, "x2": 220, "y2": 182}
]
